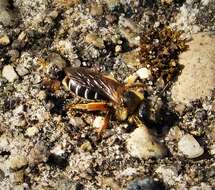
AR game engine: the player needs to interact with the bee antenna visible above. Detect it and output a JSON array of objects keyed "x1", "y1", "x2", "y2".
[{"x1": 152, "y1": 80, "x2": 171, "y2": 108}]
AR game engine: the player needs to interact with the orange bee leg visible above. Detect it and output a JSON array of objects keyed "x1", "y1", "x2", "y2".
[
  {"x1": 66, "y1": 102, "x2": 109, "y2": 112},
  {"x1": 97, "y1": 110, "x2": 111, "y2": 136},
  {"x1": 66, "y1": 102, "x2": 112, "y2": 135}
]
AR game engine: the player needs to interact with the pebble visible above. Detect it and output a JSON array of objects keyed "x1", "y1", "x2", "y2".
[
  {"x1": 85, "y1": 33, "x2": 104, "y2": 49},
  {"x1": 13, "y1": 115, "x2": 27, "y2": 128},
  {"x1": 12, "y1": 184, "x2": 29, "y2": 190},
  {"x1": 69, "y1": 117, "x2": 85, "y2": 127},
  {"x1": 80, "y1": 141, "x2": 92, "y2": 152},
  {"x1": 156, "y1": 165, "x2": 178, "y2": 186},
  {"x1": 105, "y1": 0, "x2": 120, "y2": 10},
  {"x1": 119, "y1": 167, "x2": 137, "y2": 177},
  {"x1": 10, "y1": 170, "x2": 24, "y2": 184},
  {"x1": 9, "y1": 155, "x2": 28, "y2": 172},
  {"x1": 0, "y1": 34, "x2": 10, "y2": 46},
  {"x1": 136, "y1": 67, "x2": 152, "y2": 80},
  {"x1": 115, "y1": 45, "x2": 122, "y2": 53},
  {"x1": 166, "y1": 126, "x2": 183, "y2": 141},
  {"x1": 122, "y1": 48, "x2": 140, "y2": 67},
  {"x1": 171, "y1": 33, "x2": 215, "y2": 104},
  {"x1": 28, "y1": 143, "x2": 49, "y2": 164},
  {"x1": 209, "y1": 144, "x2": 215, "y2": 155},
  {"x1": 37, "y1": 90, "x2": 47, "y2": 101},
  {"x1": 101, "y1": 177, "x2": 121, "y2": 190},
  {"x1": 55, "y1": 179, "x2": 84, "y2": 190},
  {"x1": 17, "y1": 31, "x2": 27, "y2": 42},
  {"x1": 0, "y1": 0, "x2": 14, "y2": 26},
  {"x1": 178, "y1": 134, "x2": 204, "y2": 158},
  {"x1": 90, "y1": 3, "x2": 103, "y2": 16},
  {"x1": 2, "y1": 65, "x2": 19, "y2": 82},
  {"x1": 13, "y1": 105, "x2": 24, "y2": 115},
  {"x1": 93, "y1": 116, "x2": 105, "y2": 129},
  {"x1": 190, "y1": 183, "x2": 212, "y2": 190},
  {"x1": 15, "y1": 64, "x2": 29, "y2": 76},
  {"x1": 119, "y1": 17, "x2": 140, "y2": 47},
  {"x1": 126, "y1": 126, "x2": 167, "y2": 159},
  {"x1": 127, "y1": 177, "x2": 165, "y2": 190},
  {"x1": 25, "y1": 126, "x2": 39, "y2": 137},
  {"x1": 51, "y1": 145, "x2": 65, "y2": 156},
  {"x1": 161, "y1": 0, "x2": 173, "y2": 4}
]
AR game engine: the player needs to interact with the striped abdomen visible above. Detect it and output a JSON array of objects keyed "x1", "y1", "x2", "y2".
[{"x1": 63, "y1": 76, "x2": 107, "y2": 100}]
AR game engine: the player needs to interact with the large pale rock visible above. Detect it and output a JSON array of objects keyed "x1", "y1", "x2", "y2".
[
  {"x1": 171, "y1": 33, "x2": 215, "y2": 104},
  {"x1": 127, "y1": 127, "x2": 167, "y2": 159}
]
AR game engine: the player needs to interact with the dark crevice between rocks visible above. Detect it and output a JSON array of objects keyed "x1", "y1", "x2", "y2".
[
  {"x1": 45, "y1": 94, "x2": 67, "y2": 116},
  {"x1": 0, "y1": 151, "x2": 11, "y2": 157},
  {"x1": 47, "y1": 153, "x2": 69, "y2": 170}
]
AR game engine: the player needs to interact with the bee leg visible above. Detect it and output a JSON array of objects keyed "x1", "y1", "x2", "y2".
[
  {"x1": 66, "y1": 102, "x2": 109, "y2": 112},
  {"x1": 124, "y1": 83, "x2": 145, "y2": 89},
  {"x1": 97, "y1": 110, "x2": 111, "y2": 136},
  {"x1": 130, "y1": 115, "x2": 145, "y2": 128}
]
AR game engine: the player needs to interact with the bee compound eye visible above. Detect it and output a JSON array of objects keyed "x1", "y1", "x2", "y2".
[{"x1": 122, "y1": 91, "x2": 133, "y2": 107}]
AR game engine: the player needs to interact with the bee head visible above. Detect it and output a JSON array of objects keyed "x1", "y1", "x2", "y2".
[
  {"x1": 115, "y1": 90, "x2": 144, "y2": 121},
  {"x1": 124, "y1": 90, "x2": 144, "y2": 111}
]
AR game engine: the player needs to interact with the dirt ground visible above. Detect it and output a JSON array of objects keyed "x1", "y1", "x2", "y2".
[{"x1": 0, "y1": 0, "x2": 214, "y2": 189}]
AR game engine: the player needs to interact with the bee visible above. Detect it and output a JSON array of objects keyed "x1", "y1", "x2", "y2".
[{"x1": 62, "y1": 67, "x2": 145, "y2": 134}]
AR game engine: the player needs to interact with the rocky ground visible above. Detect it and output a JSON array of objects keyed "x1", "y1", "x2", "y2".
[{"x1": 0, "y1": 0, "x2": 215, "y2": 189}]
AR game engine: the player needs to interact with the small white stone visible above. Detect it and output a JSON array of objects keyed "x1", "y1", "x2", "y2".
[
  {"x1": 37, "y1": 90, "x2": 46, "y2": 101},
  {"x1": 136, "y1": 68, "x2": 151, "y2": 80},
  {"x1": 156, "y1": 165, "x2": 179, "y2": 186},
  {"x1": 16, "y1": 64, "x2": 29, "y2": 76},
  {"x1": 51, "y1": 145, "x2": 65, "y2": 156},
  {"x1": 25, "y1": 126, "x2": 39, "y2": 137},
  {"x1": 0, "y1": 34, "x2": 10, "y2": 46},
  {"x1": 178, "y1": 134, "x2": 204, "y2": 158},
  {"x1": 13, "y1": 105, "x2": 24, "y2": 115},
  {"x1": 105, "y1": 0, "x2": 120, "y2": 10},
  {"x1": 9, "y1": 155, "x2": 28, "y2": 171},
  {"x1": 209, "y1": 144, "x2": 215, "y2": 155},
  {"x1": 201, "y1": 0, "x2": 210, "y2": 6},
  {"x1": 93, "y1": 116, "x2": 105, "y2": 129},
  {"x1": 115, "y1": 45, "x2": 121, "y2": 53},
  {"x1": 69, "y1": 117, "x2": 85, "y2": 127},
  {"x1": 119, "y1": 167, "x2": 137, "y2": 177},
  {"x1": 127, "y1": 127, "x2": 167, "y2": 159},
  {"x1": 2, "y1": 65, "x2": 19, "y2": 82},
  {"x1": 13, "y1": 116, "x2": 27, "y2": 128}
]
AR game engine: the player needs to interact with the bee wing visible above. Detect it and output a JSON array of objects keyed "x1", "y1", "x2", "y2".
[{"x1": 64, "y1": 67, "x2": 122, "y2": 103}]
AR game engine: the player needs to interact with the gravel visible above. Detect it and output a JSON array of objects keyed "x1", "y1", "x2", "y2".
[{"x1": 0, "y1": 0, "x2": 214, "y2": 189}]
